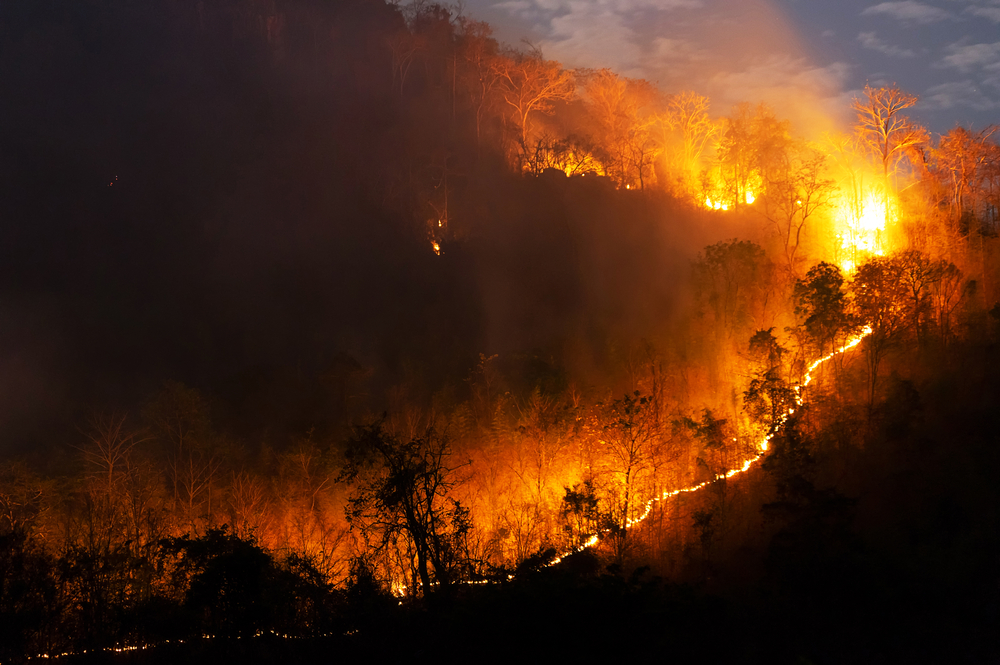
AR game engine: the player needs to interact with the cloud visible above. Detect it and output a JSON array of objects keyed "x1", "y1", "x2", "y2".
[
  {"x1": 517, "y1": 0, "x2": 705, "y2": 75},
  {"x1": 964, "y1": 6, "x2": 1000, "y2": 23},
  {"x1": 938, "y1": 40, "x2": 1000, "y2": 72},
  {"x1": 493, "y1": 0, "x2": 537, "y2": 21},
  {"x1": 921, "y1": 80, "x2": 999, "y2": 111},
  {"x1": 861, "y1": 1, "x2": 952, "y2": 23},
  {"x1": 857, "y1": 31, "x2": 916, "y2": 58},
  {"x1": 540, "y1": 5, "x2": 644, "y2": 73}
]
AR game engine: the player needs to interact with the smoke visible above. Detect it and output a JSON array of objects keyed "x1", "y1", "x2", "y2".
[{"x1": 490, "y1": 0, "x2": 853, "y2": 136}]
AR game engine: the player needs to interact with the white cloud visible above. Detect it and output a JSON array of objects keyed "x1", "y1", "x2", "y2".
[
  {"x1": 922, "y1": 80, "x2": 999, "y2": 110},
  {"x1": 511, "y1": 0, "x2": 705, "y2": 74},
  {"x1": 964, "y1": 6, "x2": 1000, "y2": 22},
  {"x1": 938, "y1": 41, "x2": 1000, "y2": 72},
  {"x1": 540, "y1": 4, "x2": 644, "y2": 73},
  {"x1": 493, "y1": 0, "x2": 537, "y2": 21},
  {"x1": 857, "y1": 31, "x2": 916, "y2": 57},
  {"x1": 861, "y1": 1, "x2": 952, "y2": 23}
]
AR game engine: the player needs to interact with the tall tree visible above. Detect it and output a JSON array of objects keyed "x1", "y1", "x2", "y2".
[
  {"x1": 456, "y1": 17, "x2": 503, "y2": 144},
  {"x1": 852, "y1": 254, "x2": 910, "y2": 411},
  {"x1": 496, "y1": 47, "x2": 575, "y2": 163},
  {"x1": 655, "y1": 90, "x2": 718, "y2": 200},
  {"x1": 598, "y1": 392, "x2": 658, "y2": 561},
  {"x1": 794, "y1": 262, "x2": 856, "y2": 360},
  {"x1": 718, "y1": 103, "x2": 790, "y2": 210},
  {"x1": 852, "y1": 85, "x2": 928, "y2": 227},
  {"x1": 759, "y1": 144, "x2": 836, "y2": 276},
  {"x1": 583, "y1": 69, "x2": 658, "y2": 189},
  {"x1": 935, "y1": 127, "x2": 997, "y2": 218}
]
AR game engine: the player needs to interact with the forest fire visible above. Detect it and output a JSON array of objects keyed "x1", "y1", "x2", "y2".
[
  {"x1": 5, "y1": 0, "x2": 1000, "y2": 661},
  {"x1": 550, "y1": 325, "x2": 874, "y2": 558},
  {"x1": 704, "y1": 196, "x2": 729, "y2": 211},
  {"x1": 835, "y1": 188, "x2": 893, "y2": 272}
]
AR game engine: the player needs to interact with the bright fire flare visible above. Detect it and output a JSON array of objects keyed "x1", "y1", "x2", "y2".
[{"x1": 835, "y1": 188, "x2": 893, "y2": 272}]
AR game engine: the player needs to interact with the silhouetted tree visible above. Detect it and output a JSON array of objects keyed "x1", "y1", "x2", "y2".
[
  {"x1": 853, "y1": 254, "x2": 910, "y2": 410},
  {"x1": 598, "y1": 392, "x2": 658, "y2": 561},
  {"x1": 794, "y1": 261, "x2": 857, "y2": 362},
  {"x1": 341, "y1": 421, "x2": 472, "y2": 595},
  {"x1": 744, "y1": 329, "x2": 795, "y2": 434}
]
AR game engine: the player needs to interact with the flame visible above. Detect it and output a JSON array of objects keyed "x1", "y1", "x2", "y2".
[
  {"x1": 702, "y1": 182, "x2": 757, "y2": 210},
  {"x1": 549, "y1": 325, "x2": 873, "y2": 558},
  {"x1": 834, "y1": 187, "x2": 894, "y2": 272},
  {"x1": 431, "y1": 241, "x2": 441, "y2": 255}
]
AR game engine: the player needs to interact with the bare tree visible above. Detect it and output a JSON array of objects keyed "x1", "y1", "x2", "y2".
[
  {"x1": 655, "y1": 90, "x2": 718, "y2": 200},
  {"x1": 598, "y1": 392, "x2": 658, "y2": 561},
  {"x1": 759, "y1": 144, "x2": 836, "y2": 276},
  {"x1": 456, "y1": 17, "x2": 503, "y2": 144},
  {"x1": 583, "y1": 69, "x2": 658, "y2": 188},
  {"x1": 496, "y1": 47, "x2": 575, "y2": 162},
  {"x1": 852, "y1": 85, "x2": 928, "y2": 227}
]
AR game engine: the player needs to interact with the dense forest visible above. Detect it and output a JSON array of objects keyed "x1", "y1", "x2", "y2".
[{"x1": 1, "y1": 0, "x2": 1000, "y2": 662}]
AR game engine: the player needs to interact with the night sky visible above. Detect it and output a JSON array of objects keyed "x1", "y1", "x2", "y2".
[{"x1": 468, "y1": 0, "x2": 1000, "y2": 134}]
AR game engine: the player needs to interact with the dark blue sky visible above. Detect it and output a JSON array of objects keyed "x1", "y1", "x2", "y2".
[{"x1": 464, "y1": 0, "x2": 1000, "y2": 135}]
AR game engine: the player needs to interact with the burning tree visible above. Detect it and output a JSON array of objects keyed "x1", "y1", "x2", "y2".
[
  {"x1": 717, "y1": 103, "x2": 790, "y2": 210},
  {"x1": 852, "y1": 85, "x2": 928, "y2": 229},
  {"x1": 933, "y1": 125, "x2": 1000, "y2": 234},
  {"x1": 583, "y1": 69, "x2": 658, "y2": 189},
  {"x1": 496, "y1": 46, "x2": 575, "y2": 163},
  {"x1": 654, "y1": 90, "x2": 718, "y2": 200}
]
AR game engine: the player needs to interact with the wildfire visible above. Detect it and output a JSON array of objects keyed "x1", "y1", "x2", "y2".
[
  {"x1": 702, "y1": 186, "x2": 757, "y2": 211},
  {"x1": 553, "y1": 325, "x2": 873, "y2": 557},
  {"x1": 834, "y1": 187, "x2": 893, "y2": 272}
]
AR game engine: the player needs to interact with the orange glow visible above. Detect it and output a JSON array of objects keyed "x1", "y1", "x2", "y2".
[
  {"x1": 834, "y1": 186, "x2": 894, "y2": 272},
  {"x1": 547, "y1": 326, "x2": 873, "y2": 560}
]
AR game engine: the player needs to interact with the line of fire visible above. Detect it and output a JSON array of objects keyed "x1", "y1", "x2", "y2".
[{"x1": 1, "y1": 0, "x2": 999, "y2": 663}]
